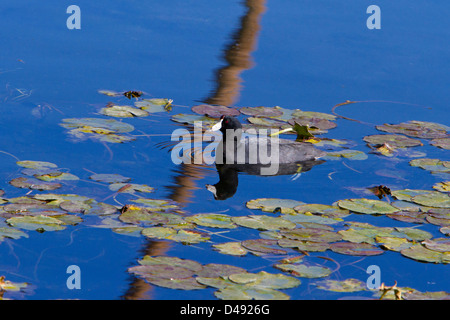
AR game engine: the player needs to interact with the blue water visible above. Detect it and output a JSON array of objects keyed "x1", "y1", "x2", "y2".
[{"x1": 0, "y1": 1, "x2": 449, "y2": 299}]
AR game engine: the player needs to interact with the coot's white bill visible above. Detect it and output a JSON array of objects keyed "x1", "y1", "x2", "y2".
[{"x1": 211, "y1": 119, "x2": 223, "y2": 132}]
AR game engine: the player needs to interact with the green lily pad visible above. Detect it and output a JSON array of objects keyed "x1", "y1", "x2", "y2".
[
  {"x1": 197, "y1": 264, "x2": 246, "y2": 278},
  {"x1": 394, "y1": 227, "x2": 432, "y2": 241},
  {"x1": 337, "y1": 198, "x2": 398, "y2": 214},
  {"x1": 440, "y1": 226, "x2": 450, "y2": 236},
  {"x1": 0, "y1": 226, "x2": 29, "y2": 241},
  {"x1": 403, "y1": 290, "x2": 450, "y2": 300},
  {"x1": 291, "y1": 110, "x2": 337, "y2": 121},
  {"x1": 16, "y1": 160, "x2": 58, "y2": 169},
  {"x1": 241, "y1": 239, "x2": 287, "y2": 255},
  {"x1": 213, "y1": 242, "x2": 248, "y2": 256},
  {"x1": 410, "y1": 191, "x2": 450, "y2": 208},
  {"x1": 283, "y1": 212, "x2": 342, "y2": 225},
  {"x1": 375, "y1": 236, "x2": 413, "y2": 252},
  {"x1": 141, "y1": 226, "x2": 177, "y2": 239},
  {"x1": 277, "y1": 239, "x2": 330, "y2": 252},
  {"x1": 186, "y1": 213, "x2": 237, "y2": 229},
  {"x1": 386, "y1": 210, "x2": 427, "y2": 224},
  {"x1": 294, "y1": 204, "x2": 351, "y2": 218},
  {"x1": 401, "y1": 244, "x2": 450, "y2": 263},
  {"x1": 129, "y1": 264, "x2": 195, "y2": 280},
  {"x1": 135, "y1": 98, "x2": 173, "y2": 113},
  {"x1": 409, "y1": 158, "x2": 450, "y2": 174},
  {"x1": 130, "y1": 199, "x2": 177, "y2": 211},
  {"x1": 391, "y1": 189, "x2": 432, "y2": 202},
  {"x1": 119, "y1": 207, "x2": 184, "y2": 225},
  {"x1": 100, "y1": 105, "x2": 149, "y2": 118},
  {"x1": 376, "y1": 121, "x2": 449, "y2": 139},
  {"x1": 316, "y1": 279, "x2": 367, "y2": 292},
  {"x1": 109, "y1": 183, "x2": 154, "y2": 194},
  {"x1": 171, "y1": 114, "x2": 217, "y2": 127},
  {"x1": 246, "y1": 117, "x2": 291, "y2": 129},
  {"x1": 230, "y1": 271, "x2": 300, "y2": 290},
  {"x1": 433, "y1": 181, "x2": 450, "y2": 193},
  {"x1": 323, "y1": 150, "x2": 368, "y2": 161},
  {"x1": 89, "y1": 173, "x2": 131, "y2": 183},
  {"x1": 34, "y1": 171, "x2": 79, "y2": 181},
  {"x1": 7, "y1": 215, "x2": 66, "y2": 232},
  {"x1": 111, "y1": 226, "x2": 144, "y2": 237},
  {"x1": 330, "y1": 242, "x2": 384, "y2": 256},
  {"x1": 9, "y1": 177, "x2": 62, "y2": 191},
  {"x1": 192, "y1": 104, "x2": 240, "y2": 118},
  {"x1": 138, "y1": 255, "x2": 203, "y2": 273},
  {"x1": 280, "y1": 227, "x2": 342, "y2": 243},
  {"x1": 246, "y1": 198, "x2": 305, "y2": 214},
  {"x1": 363, "y1": 134, "x2": 423, "y2": 148},
  {"x1": 232, "y1": 215, "x2": 296, "y2": 231},
  {"x1": 214, "y1": 285, "x2": 290, "y2": 300},
  {"x1": 0, "y1": 277, "x2": 28, "y2": 292},
  {"x1": 145, "y1": 277, "x2": 206, "y2": 290},
  {"x1": 275, "y1": 263, "x2": 332, "y2": 278},
  {"x1": 421, "y1": 238, "x2": 450, "y2": 253},
  {"x1": 239, "y1": 106, "x2": 283, "y2": 118},
  {"x1": 430, "y1": 137, "x2": 450, "y2": 150}
]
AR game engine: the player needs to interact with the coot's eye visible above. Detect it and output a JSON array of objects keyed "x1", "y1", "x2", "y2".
[{"x1": 224, "y1": 120, "x2": 228, "y2": 124}]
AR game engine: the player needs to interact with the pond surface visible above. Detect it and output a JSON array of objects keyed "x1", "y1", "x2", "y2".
[{"x1": 0, "y1": 1, "x2": 449, "y2": 300}]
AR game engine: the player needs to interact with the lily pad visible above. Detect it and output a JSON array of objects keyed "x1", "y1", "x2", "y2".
[
  {"x1": 246, "y1": 198, "x2": 305, "y2": 214},
  {"x1": 283, "y1": 212, "x2": 342, "y2": 225},
  {"x1": 197, "y1": 264, "x2": 246, "y2": 278},
  {"x1": 409, "y1": 158, "x2": 450, "y2": 174},
  {"x1": 16, "y1": 160, "x2": 58, "y2": 169},
  {"x1": 323, "y1": 150, "x2": 368, "y2": 161},
  {"x1": 138, "y1": 255, "x2": 202, "y2": 273},
  {"x1": 171, "y1": 114, "x2": 217, "y2": 127},
  {"x1": 214, "y1": 285, "x2": 290, "y2": 300},
  {"x1": 129, "y1": 264, "x2": 195, "y2": 280},
  {"x1": 433, "y1": 181, "x2": 450, "y2": 193},
  {"x1": 337, "y1": 198, "x2": 398, "y2": 214},
  {"x1": 9, "y1": 177, "x2": 62, "y2": 191},
  {"x1": 291, "y1": 110, "x2": 336, "y2": 121},
  {"x1": 89, "y1": 173, "x2": 131, "y2": 183},
  {"x1": 241, "y1": 239, "x2": 287, "y2": 255},
  {"x1": 275, "y1": 263, "x2": 332, "y2": 278},
  {"x1": 330, "y1": 242, "x2": 384, "y2": 256},
  {"x1": 293, "y1": 204, "x2": 351, "y2": 218},
  {"x1": 277, "y1": 239, "x2": 330, "y2": 252},
  {"x1": 100, "y1": 105, "x2": 149, "y2": 118},
  {"x1": 213, "y1": 242, "x2": 248, "y2": 256},
  {"x1": 421, "y1": 238, "x2": 450, "y2": 253},
  {"x1": 0, "y1": 226, "x2": 29, "y2": 241},
  {"x1": 375, "y1": 236, "x2": 413, "y2": 252},
  {"x1": 401, "y1": 244, "x2": 450, "y2": 263},
  {"x1": 232, "y1": 215, "x2": 296, "y2": 231},
  {"x1": 7, "y1": 215, "x2": 66, "y2": 232},
  {"x1": 109, "y1": 183, "x2": 154, "y2": 194},
  {"x1": 363, "y1": 134, "x2": 423, "y2": 148},
  {"x1": 316, "y1": 278, "x2": 367, "y2": 292},
  {"x1": 410, "y1": 191, "x2": 450, "y2": 208},
  {"x1": 192, "y1": 104, "x2": 240, "y2": 118},
  {"x1": 186, "y1": 213, "x2": 237, "y2": 229},
  {"x1": 239, "y1": 106, "x2": 283, "y2": 118},
  {"x1": 376, "y1": 121, "x2": 449, "y2": 139},
  {"x1": 135, "y1": 98, "x2": 173, "y2": 113},
  {"x1": 34, "y1": 171, "x2": 79, "y2": 181},
  {"x1": 280, "y1": 227, "x2": 342, "y2": 243},
  {"x1": 430, "y1": 137, "x2": 450, "y2": 150}
]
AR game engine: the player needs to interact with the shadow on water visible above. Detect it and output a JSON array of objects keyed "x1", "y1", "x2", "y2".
[{"x1": 122, "y1": 0, "x2": 267, "y2": 300}]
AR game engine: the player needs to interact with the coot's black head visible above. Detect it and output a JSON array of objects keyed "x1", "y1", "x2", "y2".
[{"x1": 211, "y1": 115, "x2": 242, "y2": 134}]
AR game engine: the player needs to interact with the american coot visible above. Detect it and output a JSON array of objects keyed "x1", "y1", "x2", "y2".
[
  {"x1": 211, "y1": 115, "x2": 326, "y2": 172},
  {"x1": 206, "y1": 115, "x2": 326, "y2": 200}
]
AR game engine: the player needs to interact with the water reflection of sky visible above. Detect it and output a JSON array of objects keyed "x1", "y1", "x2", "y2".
[{"x1": 0, "y1": 1, "x2": 449, "y2": 299}]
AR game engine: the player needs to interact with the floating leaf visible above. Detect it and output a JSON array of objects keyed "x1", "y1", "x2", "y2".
[
  {"x1": 186, "y1": 213, "x2": 237, "y2": 229},
  {"x1": 316, "y1": 279, "x2": 367, "y2": 292},
  {"x1": 294, "y1": 204, "x2": 351, "y2": 218},
  {"x1": 171, "y1": 114, "x2": 217, "y2": 127},
  {"x1": 141, "y1": 226, "x2": 177, "y2": 239},
  {"x1": 135, "y1": 98, "x2": 173, "y2": 113},
  {"x1": 213, "y1": 242, "x2": 248, "y2": 256},
  {"x1": 89, "y1": 173, "x2": 131, "y2": 184},
  {"x1": 109, "y1": 183, "x2": 154, "y2": 194},
  {"x1": 278, "y1": 239, "x2": 330, "y2": 252},
  {"x1": 375, "y1": 236, "x2": 413, "y2": 252},
  {"x1": 363, "y1": 134, "x2": 423, "y2": 148},
  {"x1": 246, "y1": 198, "x2": 305, "y2": 214},
  {"x1": 433, "y1": 181, "x2": 450, "y2": 193},
  {"x1": 289, "y1": 117, "x2": 337, "y2": 131},
  {"x1": 394, "y1": 227, "x2": 432, "y2": 241},
  {"x1": 241, "y1": 239, "x2": 287, "y2": 255},
  {"x1": 403, "y1": 290, "x2": 450, "y2": 300},
  {"x1": 421, "y1": 238, "x2": 450, "y2": 253},
  {"x1": 280, "y1": 227, "x2": 342, "y2": 243},
  {"x1": 197, "y1": 264, "x2": 246, "y2": 278},
  {"x1": 409, "y1": 158, "x2": 450, "y2": 174},
  {"x1": 9, "y1": 177, "x2": 62, "y2": 191},
  {"x1": 323, "y1": 150, "x2": 368, "y2": 161},
  {"x1": 98, "y1": 89, "x2": 122, "y2": 97},
  {"x1": 410, "y1": 191, "x2": 450, "y2": 208},
  {"x1": 129, "y1": 264, "x2": 195, "y2": 280},
  {"x1": 240, "y1": 106, "x2": 283, "y2": 118},
  {"x1": 430, "y1": 137, "x2": 450, "y2": 150},
  {"x1": 7, "y1": 215, "x2": 66, "y2": 232},
  {"x1": 138, "y1": 255, "x2": 203, "y2": 273},
  {"x1": 337, "y1": 198, "x2": 398, "y2": 214},
  {"x1": 0, "y1": 226, "x2": 29, "y2": 241},
  {"x1": 100, "y1": 105, "x2": 149, "y2": 118},
  {"x1": 401, "y1": 244, "x2": 450, "y2": 263},
  {"x1": 376, "y1": 121, "x2": 449, "y2": 139},
  {"x1": 330, "y1": 242, "x2": 384, "y2": 256},
  {"x1": 283, "y1": 212, "x2": 342, "y2": 225},
  {"x1": 192, "y1": 104, "x2": 240, "y2": 118},
  {"x1": 387, "y1": 211, "x2": 427, "y2": 224},
  {"x1": 232, "y1": 215, "x2": 296, "y2": 231},
  {"x1": 275, "y1": 263, "x2": 332, "y2": 278},
  {"x1": 0, "y1": 276, "x2": 28, "y2": 292},
  {"x1": 214, "y1": 285, "x2": 290, "y2": 300},
  {"x1": 16, "y1": 160, "x2": 58, "y2": 169},
  {"x1": 34, "y1": 171, "x2": 79, "y2": 181},
  {"x1": 291, "y1": 110, "x2": 336, "y2": 121}
]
